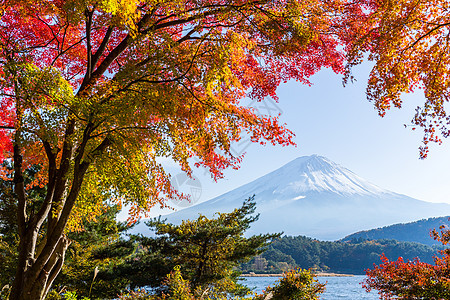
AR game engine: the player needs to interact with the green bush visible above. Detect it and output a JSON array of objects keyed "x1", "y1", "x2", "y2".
[{"x1": 255, "y1": 269, "x2": 325, "y2": 300}]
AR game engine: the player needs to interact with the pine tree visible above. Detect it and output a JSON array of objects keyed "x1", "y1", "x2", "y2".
[{"x1": 113, "y1": 196, "x2": 280, "y2": 297}]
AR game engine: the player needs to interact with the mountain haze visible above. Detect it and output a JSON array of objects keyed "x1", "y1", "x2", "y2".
[{"x1": 135, "y1": 155, "x2": 450, "y2": 240}]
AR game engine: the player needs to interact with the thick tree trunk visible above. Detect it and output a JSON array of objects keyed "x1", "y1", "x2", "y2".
[
  {"x1": 9, "y1": 126, "x2": 110, "y2": 299},
  {"x1": 9, "y1": 128, "x2": 82, "y2": 300},
  {"x1": 10, "y1": 236, "x2": 70, "y2": 300}
]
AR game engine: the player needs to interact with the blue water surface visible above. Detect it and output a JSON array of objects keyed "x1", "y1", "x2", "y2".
[{"x1": 240, "y1": 275, "x2": 380, "y2": 299}]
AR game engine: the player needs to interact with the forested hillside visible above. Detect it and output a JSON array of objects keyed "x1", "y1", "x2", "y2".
[
  {"x1": 241, "y1": 236, "x2": 443, "y2": 275},
  {"x1": 341, "y1": 217, "x2": 450, "y2": 246}
]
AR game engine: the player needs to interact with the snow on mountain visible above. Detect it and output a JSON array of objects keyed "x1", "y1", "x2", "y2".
[
  {"x1": 246, "y1": 154, "x2": 388, "y2": 196},
  {"x1": 133, "y1": 155, "x2": 450, "y2": 240}
]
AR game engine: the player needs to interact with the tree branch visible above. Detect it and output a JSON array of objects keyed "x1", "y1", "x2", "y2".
[
  {"x1": 76, "y1": 1, "x2": 263, "y2": 95},
  {"x1": 404, "y1": 22, "x2": 450, "y2": 52},
  {"x1": 77, "y1": 12, "x2": 153, "y2": 95},
  {"x1": 83, "y1": 9, "x2": 94, "y2": 85},
  {"x1": 34, "y1": 141, "x2": 57, "y2": 230},
  {"x1": 91, "y1": 26, "x2": 114, "y2": 72},
  {"x1": 48, "y1": 117, "x2": 75, "y2": 233},
  {"x1": 30, "y1": 135, "x2": 113, "y2": 286},
  {"x1": 13, "y1": 144, "x2": 27, "y2": 237}
]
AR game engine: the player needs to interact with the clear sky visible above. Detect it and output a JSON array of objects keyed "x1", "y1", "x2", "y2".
[{"x1": 143, "y1": 62, "x2": 450, "y2": 218}]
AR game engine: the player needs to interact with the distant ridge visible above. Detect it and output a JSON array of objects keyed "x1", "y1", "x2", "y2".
[
  {"x1": 134, "y1": 155, "x2": 450, "y2": 240},
  {"x1": 341, "y1": 216, "x2": 450, "y2": 246}
]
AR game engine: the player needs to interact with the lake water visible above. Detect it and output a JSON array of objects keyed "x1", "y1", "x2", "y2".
[{"x1": 239, "y1": 275, "x2": 380, "y2": 299}]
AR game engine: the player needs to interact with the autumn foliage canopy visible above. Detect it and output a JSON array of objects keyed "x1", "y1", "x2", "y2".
[
  {"x1": 0, "y1": 0, "x2": 356, "y2": 224},
  {"x1": 345, "y1": 0, "x2": 450, "y2": 157}
]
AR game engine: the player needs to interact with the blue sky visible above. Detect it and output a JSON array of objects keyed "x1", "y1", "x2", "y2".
[{"x1": 146, "y1": 63, "x2": 450, "y2": 217}]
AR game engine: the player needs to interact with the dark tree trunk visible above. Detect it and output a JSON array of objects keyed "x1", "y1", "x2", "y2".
[
  {"x1": 10, "y1": 235, "x2": 70, "y2": 300},
  {"x1": 9, "y1": 120, "x2": 99, "y2": 300}
]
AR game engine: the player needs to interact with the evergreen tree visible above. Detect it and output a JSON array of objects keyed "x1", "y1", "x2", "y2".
[
  {"x1": 50, "y1": 205, "x2": 135, "y2": 299},
  {"x1": 113, "y1": 196, "x2": 280, "y2": 297}
]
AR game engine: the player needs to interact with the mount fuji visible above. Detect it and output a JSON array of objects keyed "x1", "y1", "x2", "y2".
[{"x1": 135, "y1": 155, "x2": 450, "y2": 240}]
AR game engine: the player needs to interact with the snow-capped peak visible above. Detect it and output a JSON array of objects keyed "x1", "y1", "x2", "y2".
[{"x1": 257, "y1": 155, "x2": 389, "y2": 197}]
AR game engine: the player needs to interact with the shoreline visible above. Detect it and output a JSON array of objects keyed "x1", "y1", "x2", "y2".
[{"x1": 241, "y1": 272, "x2": 354, "y2": 277}]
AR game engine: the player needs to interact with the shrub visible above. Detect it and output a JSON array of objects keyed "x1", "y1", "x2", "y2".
[{"x1": 255, "y1": 269, "x2": 325, "y2": 300}]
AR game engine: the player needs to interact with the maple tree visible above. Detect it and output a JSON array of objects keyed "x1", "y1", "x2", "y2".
[
  {"x1": 0, "y1": 0, "x2": 361, "y2": 299},
  {"x1": 364, "y1": 227, "x2": 450, "y2": 300},
  {"x1": 345, "y1": 0, "x2": 450, "y2": 158}
]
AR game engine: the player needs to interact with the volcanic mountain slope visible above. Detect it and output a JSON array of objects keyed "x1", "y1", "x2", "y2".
[{"x1": 135, "y1": 155, "x2": 450, "y2": 240}]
